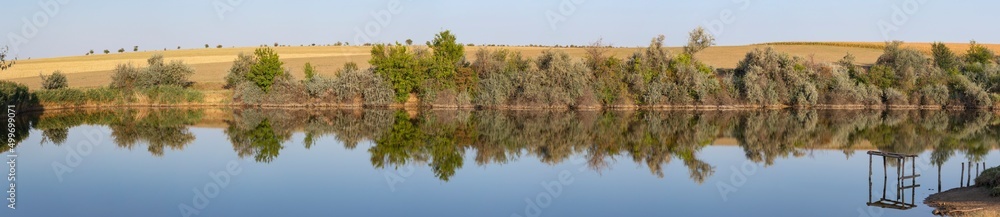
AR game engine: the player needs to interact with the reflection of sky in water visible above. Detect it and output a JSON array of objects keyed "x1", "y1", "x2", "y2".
[{"x1": 1, "y1": 124, "x2": 996, "y2": 217}]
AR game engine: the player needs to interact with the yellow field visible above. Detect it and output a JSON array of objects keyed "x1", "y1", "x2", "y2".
[{"x1": 2, "y1": 42, "x2": 995, "y2": 89}]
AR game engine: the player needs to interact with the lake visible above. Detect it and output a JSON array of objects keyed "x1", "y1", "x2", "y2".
[{"x1": 2, "y1": 108, "x2": 998, "y2": 217}]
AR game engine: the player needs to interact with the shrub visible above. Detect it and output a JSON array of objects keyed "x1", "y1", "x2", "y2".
[
  {"x1": 882, "y1": 88, "x2": 908, "y2": 105},
  {"x1": 40, "y1": 71, "x2": 68, "y2": 90},
  {"x1": 110, "y1": 63, "x2": 141, "y2": 90},
  {"x1": 0, "y1": 81, "x2": 36, "y2": 107},
  {"x1": 917, "y1": 84, "x2": 949, "y2": 105},
  {"x1": 247, "y1": 48, "x2": 284, "y2": 92},
  {"x1": 327, "y1": 62, "x2": 395, "y2": 106},
  {"x1": 977, "y1": 166, "x2": 1000, "y2": 189},
  {"x1": 226, "y1": 52, "x2": 256, "y2": 88},
  {"x1": 734, "y1": 47, "x2": 817, "y2": 106},
  {"x1": 141, "y1": 54, "x2": 194, "y2": 87},
  {"x1": 874, "y1": 41, "x2": 934, "y2": 92}
]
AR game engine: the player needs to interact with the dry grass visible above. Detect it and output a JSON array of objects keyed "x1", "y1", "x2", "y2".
[{"x1": 4, "y1": 42, "x2": 996, "y2": 89}]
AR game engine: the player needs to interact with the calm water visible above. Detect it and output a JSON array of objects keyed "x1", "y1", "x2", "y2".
[{"x1": 2, "y1": 109, "x2": 998, "y2": 217}]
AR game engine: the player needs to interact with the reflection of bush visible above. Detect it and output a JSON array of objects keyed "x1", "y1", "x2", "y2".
[
  {"x1": 215, "y1": 109, "x2": 1000, "y2": 183},
  {"x1": 30, "y1": 109, "x2": 203, "y2": 156}
]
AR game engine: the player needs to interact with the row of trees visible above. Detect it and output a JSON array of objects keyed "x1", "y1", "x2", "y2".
[{"x1": 222, "y1": 29, "x2": 1000, "y2": 110}]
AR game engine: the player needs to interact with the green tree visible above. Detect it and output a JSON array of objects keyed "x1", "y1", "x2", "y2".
[
  {"x1": 118, "y1": 48, "x2": 125, "y2": 53},
  {"x1": 205, "y1": 44, "x2": 210, "y2": 49},
  {"x1": 931, "y1": 42, "x2": 959, "y2": 72},
  {"x1": 303, "y1": 62, "x2": 316, "y2": 82},
  {"x1": 430, "y1": 30, "x2": 465, "y2": 65},
  {"x1": 89, "y1": 50, "x2": 94, "y2": 55},
  {"x1": 217, "y1": 45, "x2": 223, "y2": 49},
  {"x1": 104, "y1": 49, "x2": 110, "y2": 54},
  {"x1": 405, "y1": 39, "x2": 413, "y2": 46},
  {"x1": 248, "y1": 47, "x2": 285, "y2": 92},
  {"x1": 370, "y1": 43, "x2": 420, "y2": 102},
  {"x1": 965, "y1": 41, "x2": 996, "y2": 65},
  {"x1": 133, "y1": 46, "x2": 138, "y2": 52}
]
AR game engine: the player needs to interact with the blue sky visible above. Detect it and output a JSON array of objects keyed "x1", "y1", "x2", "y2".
[{"x1": 1, "y1": 0, "x2": 998, "y2": 59}]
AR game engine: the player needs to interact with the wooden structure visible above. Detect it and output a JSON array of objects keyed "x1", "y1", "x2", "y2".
[{"x1": 867, "y1": 151, "x2": 920, "y2": 210}]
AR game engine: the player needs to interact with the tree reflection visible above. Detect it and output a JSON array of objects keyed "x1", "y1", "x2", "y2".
[{"x1": 21, "y1": 107, "x2": 1000, "y2": 184}]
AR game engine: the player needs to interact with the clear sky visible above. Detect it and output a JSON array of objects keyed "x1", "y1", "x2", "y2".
[{"x1": 2, "y1": 0, "x2": 998, "y2": 59}]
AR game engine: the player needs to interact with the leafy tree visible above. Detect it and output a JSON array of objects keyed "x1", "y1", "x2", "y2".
[
  {"x1": 40, "y1": 71, "x2": 68, "y2": 89},
  {"x1": 370, "y1": 43, "x2": 420, "y2": 102},
  {"x1": 931, "y1": 42, "x2": 959, "y2": 72},
  {"x1": 104, "y1": 49, "x2": 110, "y2": 54},
  {"x1": 965, "y1": 40, "x2": 996, "y2": 65},
  {"x1": 89, "y1": 50, "x2": 95, "y2": 55},
  {"x1": 133, "y1": 46, "x2": 138, "y2": 52},
  {"x1": 247, "y1": 47, "x2": 285, "y2": 92},
  {"x1": 217, "y1": 45, "x2": 223, "y2": 49},
  {"x1": 430, "y1": 30, "x2": 465, "y2": 65},
  {"x1": 684, "y1": 26, "x2": 715, "y2": 55},
  {"x1": 205, "y1": 44, "x2": 210, "y2": 49},
  {"x1": 274, "y1": 42, "x2": 279, "y2": 47},
  {"x1": 177, "y1": 46, "x2": 181, "y2": 50},
  {"x1": 405, "y1": 39, "x2": 413, "y2": 46}
]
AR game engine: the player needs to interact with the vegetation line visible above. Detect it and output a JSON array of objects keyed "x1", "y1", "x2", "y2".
[{"x1": 3, "y1": 28, "x2": 1000, "y2": 110}]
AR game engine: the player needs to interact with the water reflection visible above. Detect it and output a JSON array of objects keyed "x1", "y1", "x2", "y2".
[{"x1": 12, "y1": 109, "x2": 1000, "y2": 183}]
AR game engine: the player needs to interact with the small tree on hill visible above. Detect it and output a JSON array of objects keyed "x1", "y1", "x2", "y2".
[
  {"x1": 118, "y1": 48, "x2": 125, "y2": 53},
  {"x1": 0, "y1": 46, "x2": 15, "y2": 71},
  {"x1": 217, "y1": 45, "x2": 223, "y2": 49},
  {"x1": 405, "y1": 39, "x2": 413, "y2": 46},
  {"x1": 134, "y1": 46, "x2": 139, "y2": 52},
  {"x1": 104, "y1": 49, "x2": 110, "y2": 54}
]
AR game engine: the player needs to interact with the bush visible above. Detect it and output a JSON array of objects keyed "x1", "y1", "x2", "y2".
[
  {"x1": 141, "y1": 54, "x2": 194, "y2": 87},
  {"x1": 370, "y1": 43, "x2": 420, "y2": 102},
  {"x1": 110, "y1": 63, "x2": 141, "y2": 90},
  {"x1": 110, "y1": 55, "x2": 195, "y2": 90},
  {"x1": 0, "y1": 81, "x2": 36, "y2": 107},
  {"x1": 247, "y1": 48, "x2": 285, "y2": 92},
  {"x1": 734, "y1": 47, "x2": 816, "y2": 106},
  {"x1": 976, "y1": 166, "x2": 1000, "y2": 188},
  {"x1": 918, "y1": 84, "x2": 949, "y2": 105},
  {"x1": 965, "y1": 41, "x2": 995, "y2": 65},
  {"x1": 330, "y1": 62, "x2": 395, "y2": 106},
  {"x1": 226, "y1": 52, "x2": 256, "y2": 88},
  {"x1": 40, "y1": 71, "x2": 68, "y2": 90}
]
